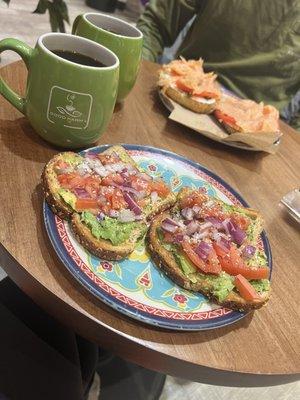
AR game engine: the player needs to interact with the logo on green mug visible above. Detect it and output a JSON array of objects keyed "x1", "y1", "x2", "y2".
[{"x1": 47, "y1": 86, "x2": 93, "y2": 130}]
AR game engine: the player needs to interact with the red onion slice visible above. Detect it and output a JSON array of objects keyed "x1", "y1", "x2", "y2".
[
  {"x1": 195, "y1": 241, "x2": 212, "y2": 261},
  {"x1": 181, "y1": 207, "x2": 194, "y2": 220},
  {"x1": 163, "y1": 218, "x2": 180, "y2": 226},
  {"x1": 73, "y1": 188, "x2": 90, "y2": 199},
  {"x1": 123, "y1": 192, "x2": 142, "y2": 215},
  {"x1": 227, "y1": 219, "x2": 246, "y2": 245},
  {"x1": 185, "y1": 220, "x2": 200, "y2": 235},
  {"x1": 205, "y1": 217, "x2": 223, "y2": 229},
  {"x1": 242, "y1": 245, "x2": 256, "y2": 259},
  {"x1": 161, "y1": 221, "x2": 178, "y2": 233}
]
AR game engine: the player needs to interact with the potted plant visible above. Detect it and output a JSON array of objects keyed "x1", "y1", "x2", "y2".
[{"x1": 1, "y1": 0, "x2": 69, "y2": 32}]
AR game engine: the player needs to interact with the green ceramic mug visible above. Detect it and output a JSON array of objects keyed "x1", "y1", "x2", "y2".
[
  {"x1": 72, "y1": 13, "x2": 143, "y2": 102},
  {"x1": 0, "y1": 33, "x2": 119, "y2": 148}
]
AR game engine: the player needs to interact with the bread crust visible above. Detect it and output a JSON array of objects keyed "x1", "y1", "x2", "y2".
[
  {"x1": 42, "y1": 145, "x2": 176, "y2": 260},
  {"x1": 147, "y1": 197, "x2": 270, "y2": 312},
  {"x1": 165, "y1": 87, "x2": 216, "y2": 114},
  {"x1": 42, "y1": 152, "x2": 81, "y2": 220}
]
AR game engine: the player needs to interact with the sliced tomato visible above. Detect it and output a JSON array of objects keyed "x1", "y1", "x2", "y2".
[
  {"x1": 75, "y1": 198, "x2": 99, "y2": 210},
  {"x1": 180, "y1": 190, "x2": 207, "y2": 208},
  {"x1": 214, "y1": 109, "x2": 236, "y2": 126},
  {"x1": 207, "y1": 248, "x2": 222, "y2": 274},
  {"x1": 110, "y1": 190, "x2": 127, "y2": 210},
  {"x1": 151, "y1": 180, "x2": 170, "y2": 198},
  {"x1": 176, "y1": 78, "x2": 194, "y2": 94},
  {"x1": 137, "y1": 198, "x2": 148, "y2": 208},
  {"x1": 213, "y1": 242, "x2": 229, "y2": 258},
  {"x1": 182, "y1": 240, "x2": 220, "y2": 275},
  {"x1": 69, "y1": 176, "x2": 86, "y2": 188},
  {"x1": 235, "y1": 274, "x2": 261, "y2": 301},
  {"x1": 193, "y1": 91, "x2": 219, "y2": 99},
  {"x1": 219, "y1": 246, "x2": 269, "y2": 279}
]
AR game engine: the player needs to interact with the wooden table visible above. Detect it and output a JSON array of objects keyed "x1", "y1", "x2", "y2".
[{"x1": 0, "y1": 60, "x2": 299, "y2": 387}]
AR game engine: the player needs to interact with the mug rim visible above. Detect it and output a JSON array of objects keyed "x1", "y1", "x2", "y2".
[
  {"x1": 38, "y1": 32, "x2": 120, "y2": 70},
  {"x1": 82, "y1": 12, "x2": 143, "y2": 40}
]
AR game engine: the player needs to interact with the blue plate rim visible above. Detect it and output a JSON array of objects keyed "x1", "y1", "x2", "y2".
[{"x1": 43, "y1": 144, "x2": 272, "y2": 331}]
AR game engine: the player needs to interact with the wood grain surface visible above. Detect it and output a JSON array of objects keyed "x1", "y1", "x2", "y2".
[{"x1": 0, "y1": 60, "x2": 299, "y2": 387}]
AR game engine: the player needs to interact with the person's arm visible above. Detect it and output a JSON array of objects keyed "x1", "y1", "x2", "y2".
[{"x1": 137, "y1": 0, "x2": 198, "y2": 62}]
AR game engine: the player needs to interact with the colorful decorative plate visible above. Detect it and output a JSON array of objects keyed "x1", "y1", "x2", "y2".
[{"x1": 43, "y1": 144, "x2": 272, "y2": 331}]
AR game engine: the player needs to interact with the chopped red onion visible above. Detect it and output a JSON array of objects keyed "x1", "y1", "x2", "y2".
[
  {"x1": 117, "y1": 185, "x2": 140, "y2": 197},
  {"x1": 199, "y1": 221, "x2": 213, "y2": 231},
  {"x1": 73, "y1": 188, "x2": 90, "y2": 198},
  {"x1": 118, "y1": 209, "x2": 136, "y2": 222},
  {"x1": 192, "y1": 230, "x2": 209, "y2": 240},
  {"x1": 151, "y1": 191, "x2": 158, "y2": 203},
  {"x1": 123, "y1": 192, "x2": 142, "y2": 215},
  {"x1": 222, "y1": 218, "x2": 231, "y2": 235},
  {"x1": 205, "y1": 217, "x2": 223, "y2": 229},
  {"x1": 163, "y1": 218, "x2": 180, "y2": 226},
  {"x1": 242, "y1": 245, "x2": 256, "y2": 259},
  {"x1": 109, "y1": 210, "x2": 119, "y2": 218},
  {"x1": 192, "y1": 205, "x2": 201, "y2": 213},
  {"x1": 226, "y1": 219, "x2": 246, "y2": 245},
  {"x1": 216, "y1": 237, "x2": 231, "y2": 252},
  {"x1": 161, "y1": 221, "x2": 178, "y2": 233},
  {"x1": 181, "y1": 207, "x2": 194, "y2": 220},
  {"x1": 195, "y1": 241, "x2": 212, "y2": 260},
  {"x1": 185, "y1": 220, "x2": 200, "y2": 235},
  {"x1": 96, "y1": 212, "x2": 105, "y2": 221}
]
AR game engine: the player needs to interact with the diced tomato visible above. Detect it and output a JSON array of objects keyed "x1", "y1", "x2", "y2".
[
  {"x1": 75, "y1": 198, "x2": 99, "y2": 210},
  {"x1": 234, "y1": 274, "x2": 261, "y2": 301},
  {"x1": 110, "y1": 190, "x2": 127, "y2": 210},
  {"x1": 130, "y1": 176, "x2": 151, "y2": 194},
  {"x1": 98, "y1": 154, "x2": 120, "y2": 165},
  {"x1": 219, "y1": 246, "x2": 269, "y2": 279},
  {"x1": 101, "y1": 173, "x2": 124, "y2": 186},
  {"x1": 55, "y1": 160, "x2": 70, "y2": 171},
  {"x1": 231, "y1": 214, "x2": 250, "y2": 231},
  {"x1": 207, "y1": 248, "x2": 222, "y2": 274},
  {"x1": 213, "y1": 242, "x2": 229, "y2": 258},
  {"x1": 151, "y1": 180, "x2": 170, "y2": 198},
  {"x1": 137, "y1": 198, "x2": 148, "y2": 208},
  {"x1": 182, "y1": 240, "x2": 220, "y2": 275},
  {"x1": 180, "y1": 190, "x2": 207, "y2": 208},
  {"x1": 176, "y1": 78, "x2": 194, "y2": 94},
  {"x1": 163, "y1": 232, "x2": 174, "y2": 243},
  {"x1": 57, "y1": 173, "x2": 86, "y2": 189},
  {"x1": 193, "y1": 91, "x2": 219, "y2": 99},
  {"x1": 69, "y1": 176, "x2": 86, "y2": 188},
  {"x1": 214, "y1": 110, "x2": 236, "y2": 126}
]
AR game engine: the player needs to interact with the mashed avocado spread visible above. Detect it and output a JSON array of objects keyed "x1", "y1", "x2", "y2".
[
  {"x1": 81, "y1": 211, "x2": 147, "y2": 245},
  {"x1": 58, "y1": 189, "x2": 77, "y2": 209}
]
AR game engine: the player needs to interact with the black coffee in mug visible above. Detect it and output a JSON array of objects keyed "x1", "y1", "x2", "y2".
[{"x1": 52, "y1": 50, "x2": 106, "y2": 67}]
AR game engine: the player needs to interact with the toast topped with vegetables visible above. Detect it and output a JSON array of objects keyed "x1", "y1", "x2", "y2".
[
  {"x1": 147, "y1": 188, "x2": 271, "y2": 311},
  {"x1": 214, "y1": 95, "x2": 280, "y2": 134},
  {"x1": 158, "y1": 58, "x2": 221, "y2": 114},
  {"x1": 42, "y1": 145, "x2": 176, "y2": 260}
]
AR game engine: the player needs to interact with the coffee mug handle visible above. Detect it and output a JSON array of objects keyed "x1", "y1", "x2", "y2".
[
  {"x1": 0, "y1": 38, "x2": 33, "y2": 114},
  {"x1": 72, "y1": 14, "x2": 84, "y2": 34}
]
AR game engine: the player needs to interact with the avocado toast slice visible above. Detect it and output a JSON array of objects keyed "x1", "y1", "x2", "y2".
[
  {"x1": 147, "y1": 188, "x2": 271, "y2": 311},
  {"x1": 42, "y1": 145, "x2": 176, "y2": 260}
]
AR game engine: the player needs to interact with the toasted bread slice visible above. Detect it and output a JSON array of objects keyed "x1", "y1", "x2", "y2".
[
  {"x1": 147, "y1": 188, "x2": 270, "y2": 311},
  {"x1": 42, "y1": 152, "x2": 84, "y2": 220},
  {"x1": 165, "y1": 87, "x2": 216, "y2": 114},
  {"x1": 71, "y1": 213, "x2": 146, "y2": 261},
  {"x1": 42, "y1": 145, "x2": 176, "y2": 260}
]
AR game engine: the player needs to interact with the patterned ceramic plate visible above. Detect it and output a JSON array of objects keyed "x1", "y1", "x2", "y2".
[{"x1": 44, "y1": 144, "x2": 272, "y2": 331}]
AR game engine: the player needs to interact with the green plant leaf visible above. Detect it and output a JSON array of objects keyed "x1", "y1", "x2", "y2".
[{"x1": 33, "y1": 0, "x2": 48, "y2": 14}]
